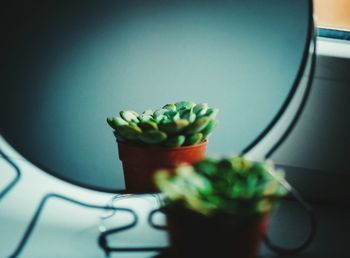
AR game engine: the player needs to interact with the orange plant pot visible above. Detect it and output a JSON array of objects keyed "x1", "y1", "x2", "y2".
[
  {"x1": 166, "y1": 211, "x2": 270, "y2": 258},
  {"x1": 117, "y1": 141, "x2": 207, "y2": 193}
]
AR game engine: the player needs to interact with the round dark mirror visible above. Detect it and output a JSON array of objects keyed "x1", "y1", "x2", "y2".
[{"x1": 0, "y1": 0, "x2": 312, "y2": 192}]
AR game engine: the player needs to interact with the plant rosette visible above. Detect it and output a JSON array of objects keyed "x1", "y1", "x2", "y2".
[
  {"x1": 107, "y1": 101, "x2": 219, "y2": 193},
  {"x1": 154, "y1": 156, "x2": 288, "y2": 258}
]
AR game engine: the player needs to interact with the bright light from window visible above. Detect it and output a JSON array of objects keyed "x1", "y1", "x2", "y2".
[{"x1": 314, "y1": 0, "x2": 350, "y2": 31}]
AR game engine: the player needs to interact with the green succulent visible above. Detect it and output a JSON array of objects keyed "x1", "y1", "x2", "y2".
[
  {"x1": 155, "y1": 157, "x2": 288, "y2": 217},
  {"x1": 107, "y1": 101, "x2": 219, "y2": 147}
]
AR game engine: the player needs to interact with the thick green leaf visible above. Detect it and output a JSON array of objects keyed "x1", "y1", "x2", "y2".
[
  {"x1": 106, "y1": 117, "x2": 128, "y2": 129},
  {"x1": 120, "y1": 110, "x2": 139, "y2": 123},
  {"x1": 184, "y1": 133, "x2": 203, "y2": 145},
  {"x1": 138, "y1": 121, "x2": 158, "y2": 131},
  {"x1": 115, "y1": 124, "x2": 142, "y2": 141},
  {"x1": 159, "y1": 119, "x2": 189, "y2": 134},
  {"x1": 139, "y1": 130, "x2": 167, "y2": 144},
  {"x1": 201, "y1": 119, "x2": 217, "y2": 138},
  {"x1": 185, "y1": 117, "x2": 210, "y2": 135},
  {"x1": 163, "y1": 135, "x2": 186, "y2": 147},
  {"x1": 175, "y1": 100, "x2": 196, "y2": 110}
]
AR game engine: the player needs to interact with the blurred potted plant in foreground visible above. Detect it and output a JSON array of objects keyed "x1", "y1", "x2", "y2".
[
  {"x1": 155, "y1": 156, "x2": 288, "y2": 258},
  {"x1": 107, "y1": 101, "x2": 219, "y2": 193}
]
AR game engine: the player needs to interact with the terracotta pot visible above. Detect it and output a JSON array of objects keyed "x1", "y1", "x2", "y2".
[
  {"x1": 117, "y1": 141, "x2": 207, "y2": 193},
  {"x1": 165, "y1": 210, "x2": 270, "y2": 258}
]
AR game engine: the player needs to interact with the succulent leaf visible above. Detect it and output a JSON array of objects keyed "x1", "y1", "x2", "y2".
[
  {"x1": 107, "y1": 117, "x2": 128, "y2": 129},
  {"x1": 120, "y1": 110, "x2": 139, "y2": 123},
  {"x1": 106, "y1": 117, "x2": 115, "y2": 128},
  {"x1": 185, "y1": 117, "x2": 210, "y2": 135},
  {"x1": 107, "y1": 101, "x2": 218, "y2": 146},
  {"x1": 162, "y1": 104, "x2": 177, "y2": 111},
  {"x1": 205, "y1": 108, "x2": 219, "y2": 119},
  {"x1": 115, "y1": 124, "x2": 142, "y2": 141},
  {"x1": 154, "y1": 108, "x2": 168, "y2": 116},
  {"x1": 139, "y1": 130, "x2": 167, "y2": 144},
  {"x1": 159, "y1": 119, "x2": 189, "y2": 134},
  {"x1": 184, "y1": 133, "x2": 203, "y2": 145},
  {"x1": 142, "y1": 110, "x2": 153, "y2": 115},
  {"x1": 193, "y1": 103, "x2": 209, "y2": 116},
  {"x1": 153, "y1": 114, "x2": 166, "y2": 123},
  {"x1": 194, "y1": 159, "x2": 218, "y2": 176},
  {"x1": 179, "y1": 108, "x2": 196, "y2": 123},
  {"x1": 201, "y1": 119, "x2": 218, "y2": 138},
  {"x1": 164, "y1": 110, "x2": 180, "y2": 121},
  {"x1": 171, "y1": 112, "x2": 181, "y2": 121},
  {"x1": 138, "y1": 121, "x2": 158, "y2": 131},
  {"x1": 138, "y1": 114, "x2": 153, "y2": 122},
  {"x1": 175, "y1": 101, "x2": 196, "y2": 111},
  {"x1": 163, "y1": 135, "x2": 186, "y2": 147},
  {"x1": 155, "y1": 157, "x2": 287, "y2": 217},
  {"x1": 113, "y1": 130, "x2": 127, "y2": 142}
]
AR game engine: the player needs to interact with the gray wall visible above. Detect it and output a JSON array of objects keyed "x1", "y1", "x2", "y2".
[{"x1": 271, "y1": 42, "x2": 350, "y2": 204}]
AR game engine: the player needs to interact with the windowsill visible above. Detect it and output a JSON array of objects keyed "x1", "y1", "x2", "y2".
[{"x1": 316, "y1": 36, "x2": 350, "y2": 58}]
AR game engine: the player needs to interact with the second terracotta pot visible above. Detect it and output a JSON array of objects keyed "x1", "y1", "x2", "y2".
[
  {"x1": 166, "y1": 210, "x2": 270, "y2": 258},
  {"x1": 117, "y1": 141, "x2": 207, "y2": 193}
]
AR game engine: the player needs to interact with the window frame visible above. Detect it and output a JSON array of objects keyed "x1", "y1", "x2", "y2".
[{"x1": 318, "y1": 28, "x2": 350, "y2": 41}]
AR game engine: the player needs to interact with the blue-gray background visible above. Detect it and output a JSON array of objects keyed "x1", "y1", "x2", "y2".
[{"x1": 0, "y1": 0, "x2": 309, "y2": 191}]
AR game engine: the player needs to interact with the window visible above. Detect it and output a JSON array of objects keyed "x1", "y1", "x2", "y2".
[{"x1": 314, "y1": 0, "x2": 350, "y2": 40}]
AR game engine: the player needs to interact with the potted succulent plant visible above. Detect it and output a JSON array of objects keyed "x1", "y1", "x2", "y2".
[
  {"x1": 154, "y1": 156, "x2": 288, "y2": 258},
  {"x1": 107, "y1": 101, "x2": 219, "y2": 193}
]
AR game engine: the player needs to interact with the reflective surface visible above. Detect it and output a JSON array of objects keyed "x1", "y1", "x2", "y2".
[{"x1": 0, "y1": 0, "x2": 310, "y2": 191}]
